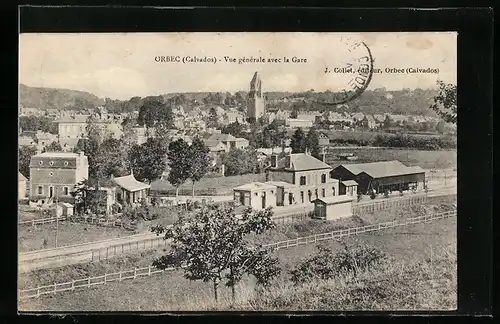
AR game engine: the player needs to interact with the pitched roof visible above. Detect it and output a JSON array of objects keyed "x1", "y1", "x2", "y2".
[
  {"x1": 340, "y1": 160, "x2": 425, "y2": 178},
  {"x1": 341, "y1": 180, "x2": 358, "y2": 186},
  {"x1": 265, "y1": 181, "x2": 296, "y2": 189},
  {"x1": 19, "y1": 172, "x2": 27, "y2": 181},
  {"x1": 36, "y1": 152, "x2": 81, "y2": 158},
  {"x1": 275, "y1": 153, "x2": 331, "y2": 171},
  {"x1": 113, "y1": 174, "x2": 151, "y2": 191},
  {"x1": 314, "y1": 195, "x2": 354, "y2": 205},
  {"x1": 233, "y1": 182, "x2": 276, "y2": 191},
  {"x1": 54, "y1": 115, "x2": 91, "y2": 123}
]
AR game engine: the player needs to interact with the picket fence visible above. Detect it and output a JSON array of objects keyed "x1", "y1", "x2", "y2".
[
  {"x1": 89, "y1": 195, "x2": 429, "y2": 261},
  {"x1": 19, "y1": 209, "x2": 456, "y2": 300},
  {"x1": 18, "y1": 214, "x2": 133, "y2": 230}
]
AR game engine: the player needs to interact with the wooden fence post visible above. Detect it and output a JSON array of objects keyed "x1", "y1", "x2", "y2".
[
  {"x1": 104, "y1": 273, "x2": 107, "y2": 283},
  {"x1": 134, "y1": 268, "x2": 137, "y2": 279},
  {"x1": 88, "y1": 277, "x2": 91, "y2": 287},
  {"x1": 148, "y1": 266, "x2": 151, "y2": 276},
  {"x1": 54, "y1": 283, "x2": 57, "y2": 293},
  {"x1": 71, "y1": 280, "x2": 75, "y2": 290},
  {"x1": 36, "y1": 287, "x2": 40, "y2": 298},
  {"x1": 119, "y1": 272, "x2": 122, "y2": 282}
]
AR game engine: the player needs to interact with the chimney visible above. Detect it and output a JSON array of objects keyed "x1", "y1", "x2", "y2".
[
  {"x1": 285, "y1": 151, "x2": 292, "y2": 169},
  {"x1": 270, "y1": 153, "x2": 278, "y2": 168}
]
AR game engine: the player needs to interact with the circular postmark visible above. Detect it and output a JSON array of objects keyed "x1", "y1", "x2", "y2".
[{"x1": 314, "y1": 36, "x2": 374, "y2": 106}]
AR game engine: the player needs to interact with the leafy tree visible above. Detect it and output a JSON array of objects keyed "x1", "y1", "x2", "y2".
[
  {"x1": 222, "y1": 148, "x2": 260, "y2": 176},
  {"x1": 221, "y1": 120, "x2": 244, "y2": 138},
  {"x1": 129, "y1": 137, "x2": 168, "y2": 184},
  {"x1": 430, "y1": 81, "x2": 457, "y2": 124},
  {"x1": 19, "y1": 116, "x2": 58, "y2": 134},
  {"x1": 137, "y1": 96, "x2": 173, "y2": 129},
  {"x1": 383, "y1": 115, "x2": 393, "y2": 129},
  {"x1": 151, "y1": 204, "x2": 281, "y2": 304},
  {"x1": 305, "y1": 127, "x2": 321, "y2": 159},
  {"x1": 167, "y1": 139, "x2": 192, "y2": 201},
  {"x1": 290, "y1": 128, "x2": 306, "y2": 153},
  {"x1": 71, "y1": 179, "x2": 106, "y2": 215},
  {"x1": 188, "y1": 137, "x2": 211, "y2": 198},
  {"x1": 73, "y1": 137, "x2": 100, "y2": 179},
  {"x1": 207, "y1": 107, "x2": 220, "y2": 129},
  {"x1": 19, "y1": 146, "x2": 37, "y2": 179},
  {"x1": 290, "y1": 105, "x2": 299, "y2": 119},
  {"x1": 94, "y1": 138, "x2": 129, "y2": 179},
  {"x1": 42, "y1": 141, "x2": 62, "y2": 153}
]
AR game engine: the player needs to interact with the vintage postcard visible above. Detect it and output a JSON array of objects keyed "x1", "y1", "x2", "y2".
[{"x1": 18, "y1": 32, "x2": 457, "y2": 312}]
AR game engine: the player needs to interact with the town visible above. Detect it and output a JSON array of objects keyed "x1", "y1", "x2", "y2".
[{"x1": 18, "y1": 70, "x2": 457, "y2": 311}]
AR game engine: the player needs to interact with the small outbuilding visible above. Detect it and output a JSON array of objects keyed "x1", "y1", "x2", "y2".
[
  {"x1": 340, "y1": 180, "x2": 358, "y2": 197},
  {"x1": 55, "y1": 202, "x2": 74, "y2": 217},
  {"x1": 19, "y1": 172, "x2": 27, "y2": 200},
  {"x1": 313, "y1": 195, "x2": 355, "y2": 221},
  {"x1": 233, "y1": 182, "x2": 277, "y2": 210}
]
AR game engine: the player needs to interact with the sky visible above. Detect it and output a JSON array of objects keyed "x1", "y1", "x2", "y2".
[{"x1": 19, "y1": 32, "x2": 457, "y2": 100}]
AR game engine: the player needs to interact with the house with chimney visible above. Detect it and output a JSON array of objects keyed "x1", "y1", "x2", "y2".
[
  {"x1": 29, "y1": 151, "x2": 89, "y2": 204},
  {"x1": 233, "y1": 149, "x2": 340, "y2": 210}
]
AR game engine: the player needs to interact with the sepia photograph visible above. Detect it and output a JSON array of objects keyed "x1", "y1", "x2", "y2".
[{"x1": 18, "y1": 32, "x2": 457, "y2": 312}]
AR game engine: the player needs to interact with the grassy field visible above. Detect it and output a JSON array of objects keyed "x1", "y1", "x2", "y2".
[
  {"x1": 19, "y1": 196, "x2": 456, "y2": 311},
  {"x1": 19, "y1": 216, "x2": 456, "y2": 312},
  {"x1": 18, "y1": 222, "x2": 135, "y2": 253},
  {"x1": 326, "y1": 148, "x2": 457, "y2": 169}
]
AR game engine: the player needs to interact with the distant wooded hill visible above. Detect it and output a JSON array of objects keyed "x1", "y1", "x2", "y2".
[
  {"x1": 20, "y1": 84, "x2": 105, "y2": 111},
  {"x1": 19, "y1": 84, "x2": 440, "y2": 117}
]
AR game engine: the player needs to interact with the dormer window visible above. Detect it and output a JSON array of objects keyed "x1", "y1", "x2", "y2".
[
  {"x1": 49, "y1": 172, "x2": 53, "y2": 176},
  {"x1": 64, "y1": 161, "x2": 68, "y2": 166},
  {"x1": 39, "y1": 161, "x2": 43, "y2": 165},
  {"x1": 49, "y1": 161, "x2": 54, "y2": 166}
]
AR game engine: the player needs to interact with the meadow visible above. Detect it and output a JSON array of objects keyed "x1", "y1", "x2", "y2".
[{"x1": 18, "y1": 195, "x2": 456, "y2": 311}]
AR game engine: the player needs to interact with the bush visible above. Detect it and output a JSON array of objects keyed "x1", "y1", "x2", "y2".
[
  {"x1": 369, "y1": 191, "x2": 376, "y2": 200},
  {"x1": 290, "y1": 244, "x2": 387, "y2": 285},
  {"x1": 383, "y1": 191, "x2": 389, "y2": 199},
  {"x1": 357, "y1": 194, "x2": 363, "y2": 202}
]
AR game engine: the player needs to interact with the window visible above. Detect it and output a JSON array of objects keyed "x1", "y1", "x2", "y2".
[
  {"x1": 49, "y1": 161, "x2": 54, "y2": 166},
  {"x1": 322, "y1": 189, "x2": 326, "y2": 197},
  {"x1": 63, "y1": 187, "x2": 69, "y2": 196},
  {"x1": 255, "y1": 192, "x2": 258, "y2": 196},
  {"x1": 332, "y1": 187, "x2": 336, "y2": 196},
  {"x1": 270, "y1": 190, "x2": 274, "y2": 194},
  {"x1": 64, "y1": 161, "x2": 68, "y2": 166},
  {"x1": 300, "y1": 191, "x2": 304, "y2": 203},
  {"x1": 300, "y1": 176, "x2": 306, "y2": 185},
  {"x1": 37, "y1": 186, "x2": 43, "y2": 195},
  {"x1": 321, "y1": 174, "x2": 327, "y2": 184},
  {"x1": 39, "y1": 161, "x2": 43, "y2": 165},
  {"x1": 308, "y1": 190, "x2": 312, "y2": 202},
  {"x1": 315, "y1": 189, "x2": 318, "y2": 199},
  {"x1": 49, "y1": 172, "x2": 53, "y2": 176}
]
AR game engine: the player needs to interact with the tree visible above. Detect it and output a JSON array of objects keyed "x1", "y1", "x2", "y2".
[
  {"x1": 129, "y1": 137, "x2": 168, "y2": 184},
  {"x1": 383, "y1": 115, "x2": 393, "y2": 129},
  {"x1": 290, "y1": 105, "x2": 299, "y2": 119},
  {"x1": 71, "y1": 179, "x2": 106, "y2": 215},
  {"x1": 167, "y1": 139, "x2": 192, "y2": 201},
  {"x1": 222, "y1": 148, "x2": 259, "y2": 176},
  {"x1": 188, "y1": 137, "x2": 211, "y2": 198},
  {"x1": 94, "y1": 138, "x2": 129, "y2": 179},
  {"x1": 137, "y1": 96, "x2": 173, "y2": 129},
  {"x1": 19, "y1": 146, "x2": 37, "y2": 179},
  {"x1": 430, "y1": 80, "x2": 457, "y2": 124},
  {"x1": 207, "y1": 107, "x2": 220, "y2": 129},
  {"x1": 290, "y1": 128, "x2": 306, "y2": 153},
  {"x1": 42, "y1": 141, "x2": 62, "y2": 153},
  {"x1": 305, "y1": 127, "x2": 321, "y2": 159},
  {"x1": 151, "y1": 204, "x2": 281, "y2": 304},
  {"x1": 221, "y1": 120, "x2": 244, "y2": 138}
]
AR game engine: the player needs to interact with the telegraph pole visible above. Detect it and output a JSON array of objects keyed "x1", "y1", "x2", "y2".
[{"x1": 55, "y1": 189, "x2": 59, "y2": 248}]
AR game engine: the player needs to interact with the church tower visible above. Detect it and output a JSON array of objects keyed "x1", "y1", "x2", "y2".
[{"x1": 247, "y1": 72, "x2": 265, "y2": 120}]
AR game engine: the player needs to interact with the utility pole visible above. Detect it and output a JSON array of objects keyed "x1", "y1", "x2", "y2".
[{"x1": 55, "y1": 189, "x2": 59, "y2": 248}]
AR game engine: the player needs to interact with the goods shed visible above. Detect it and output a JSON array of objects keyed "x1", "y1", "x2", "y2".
[{"x1": 330, "y1": 160, "x2": 426, "y2": 194}]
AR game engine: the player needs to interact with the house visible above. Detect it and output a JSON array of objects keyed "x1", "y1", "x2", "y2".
[
  {"x1": 19, "y1": 172, "x2": 27, "y2": 200},
  {"x1": 35, "y1": 131, "x2": 58, "y2": 149},
  {"x1": 365, "y1": 115, "x2": 378, "y2": 129},
  {"x1": 285, "y1": 118, "x2": 313, "y2": 129},
  {"x1": 233, "y1": 182, "x2": 277, "y2": 210},
  {"x1": 55, "y1": 202, "x2": 74, "y2": 217},
  {"x1": 318, "y1": 132, "x2": 330, "y2": 146},
  {"x1": 29, "y1": 151, "x2": 89, "y2": 204},
  {"x1": 54, "y1": 115, "x2": 91, "y2": 139},
  {"x1": 313, "y1": 195, "x2": 355, "y2": 221},
  {"x1": 19, "y1": 135, "x2": 37, "y2": 147},
  {"x1": 112, "y1": 172, "x2": 151, "y2": 205},
  {"x1": 205, "y1": 133, "x2": 249, "y2": 151},
  {"x1": 264, "y1": 150, "x2": 340, "y2": 206},
  {"x1": 223, "y1": 110, "x2": 245, "y2": 125},
  {"x1": 330, "y1": 160, "x2": 426, "y2": 195}
]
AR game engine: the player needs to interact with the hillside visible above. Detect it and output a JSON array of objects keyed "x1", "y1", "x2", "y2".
[
  {"x1": 19, "y1": 84, "x2": 441, "y2": 117},
  {"x1": 19, "y1": 84, "x2": 105, "y2": 111}
]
